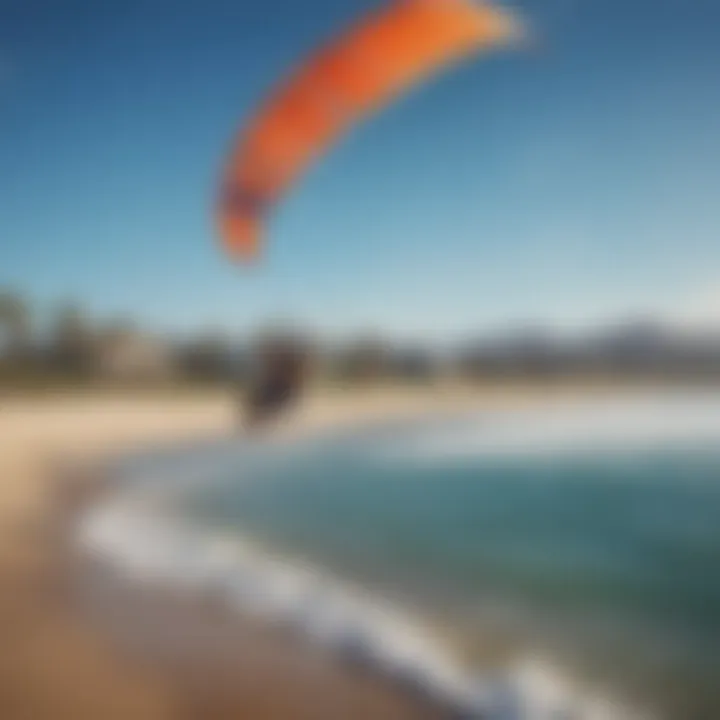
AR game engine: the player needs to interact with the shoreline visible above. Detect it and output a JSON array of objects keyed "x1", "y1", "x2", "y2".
[
  {"x1": 0, "y1": 388, "x2": 509, "y2": 719},
  {"x1": 0, "y1": 385, "x2": 661, "y2": 719}
]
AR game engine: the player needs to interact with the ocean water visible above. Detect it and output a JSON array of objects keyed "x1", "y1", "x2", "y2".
[{"x1": 82, "y1": 394, "x2": 720, "y2": 719}]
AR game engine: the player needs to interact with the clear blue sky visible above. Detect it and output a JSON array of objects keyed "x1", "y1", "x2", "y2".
[{"x1": 1, "y1": 0, "x2": 719, "y2": 339}]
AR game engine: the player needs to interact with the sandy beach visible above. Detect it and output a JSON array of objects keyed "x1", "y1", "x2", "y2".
[
  {"x1": 1, "y1": 385, "x2": 565, "y2": 720},
  {"x1": 2, "y1": 381, "x2": 655, "y2": 720}
]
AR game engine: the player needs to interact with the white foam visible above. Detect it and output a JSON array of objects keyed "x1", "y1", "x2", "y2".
[
  {"x1": 78, "y1": 486, "x2": 648, "y2": 719},
  {"x1": 383, "y1": 393, "x2": 720, "y2": 463}
]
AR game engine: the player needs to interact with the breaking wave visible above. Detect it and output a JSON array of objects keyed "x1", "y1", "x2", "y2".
[
  {"x1": 380, "y1": 393, "x2": 720, "y2": 463},
  {"x1": 77, "y1": 457, "x2": 649, "y2": 720}
]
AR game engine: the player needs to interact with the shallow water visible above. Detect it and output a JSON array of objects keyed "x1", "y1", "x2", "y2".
[{"x1": 89, "y1": 393, "x2": 720, "y2": 719}]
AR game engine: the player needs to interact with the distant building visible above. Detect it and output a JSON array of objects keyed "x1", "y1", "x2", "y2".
[{"x1": 95, "y1": 330, "x2": 174, "y2": 380}]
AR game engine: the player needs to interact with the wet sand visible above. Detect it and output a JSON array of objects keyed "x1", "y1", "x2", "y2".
[{"x1": 0, "y1": 385, "x2": 612, "y2": 719}]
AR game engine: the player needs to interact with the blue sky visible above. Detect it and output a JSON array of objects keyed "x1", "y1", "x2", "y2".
[{"x1": 1, "y1": 0, "x2": 719, "y2": 339}]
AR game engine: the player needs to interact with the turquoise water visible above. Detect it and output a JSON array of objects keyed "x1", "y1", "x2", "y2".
[{"x1": 176, "y1": 401, "x2": 720, "y2": 718}]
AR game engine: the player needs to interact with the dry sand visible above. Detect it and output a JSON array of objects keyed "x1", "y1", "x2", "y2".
[{"x1": 0, "y1": 385, "x2": 603, "y2": 719}]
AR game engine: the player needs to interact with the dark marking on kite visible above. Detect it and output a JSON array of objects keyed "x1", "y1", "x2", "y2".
[{"x1": 224, "y1": 186, "x2": 272, "y2": 218}]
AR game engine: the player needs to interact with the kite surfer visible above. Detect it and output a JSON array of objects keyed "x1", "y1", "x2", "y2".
[{"x1": 242, "y1": 336, "x2": 306, "y2": 431}]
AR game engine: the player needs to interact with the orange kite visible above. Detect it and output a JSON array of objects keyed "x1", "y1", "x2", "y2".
[{"x1": 217, "y1": 0, "x2": 519, "y2": 262}]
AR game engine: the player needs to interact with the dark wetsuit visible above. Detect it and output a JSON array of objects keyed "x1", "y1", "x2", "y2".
[{"x1": 244, "y1": 354, "x2": 303, "y2": 429}]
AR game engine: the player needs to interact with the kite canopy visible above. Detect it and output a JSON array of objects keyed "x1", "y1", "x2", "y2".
[{"x1": 217, "y1": 0, "x2": 519, "y2": 262}]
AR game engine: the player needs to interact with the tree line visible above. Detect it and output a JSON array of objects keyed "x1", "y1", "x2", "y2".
[{"x1": 4, "y1": 288, "x2": 720, "y2": 389}]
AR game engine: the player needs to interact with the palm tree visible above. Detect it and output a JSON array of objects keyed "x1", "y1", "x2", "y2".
[
  {"x1": 50, "y1": 301, "x2": 95, "y2": 375},
  {"x1": 0, "y1": 290, "x2": 31, "y2": 360}
]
